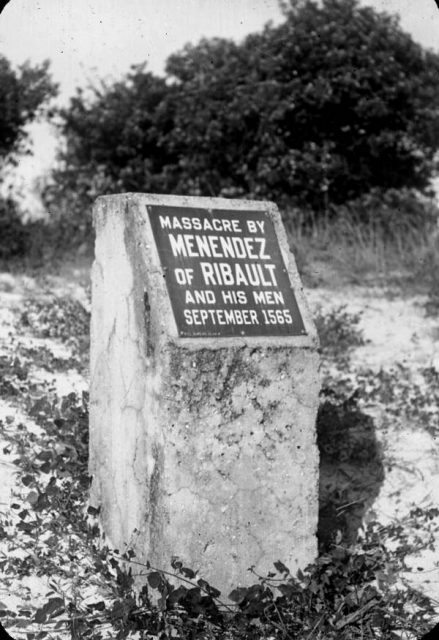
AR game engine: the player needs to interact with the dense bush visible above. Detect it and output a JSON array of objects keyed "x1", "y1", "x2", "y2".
[
  {"x1": 161, "y1": 0, "x2": 439, "y2": 208},
  {"x1": 0, "y1": 55, "x2": 57, "y2": 260},
  {"x1": 0, "y1": 57, "x2": 57, "y2": 161},
  {"x1": 46, "y1": 0, "x2": 439, "y2": 244},
  {"x1": 0, "y1": 201, "x2": 77, "y2": 266},
  {"x1": 0, "y1": 197, "x2": 29, "y2": 260}
]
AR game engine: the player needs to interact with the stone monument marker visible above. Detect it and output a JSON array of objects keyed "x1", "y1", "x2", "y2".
[{"x1": 90, "y1": 193, "x2": 320, "y2": 597}]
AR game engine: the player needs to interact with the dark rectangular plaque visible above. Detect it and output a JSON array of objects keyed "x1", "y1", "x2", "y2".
[{"x1": 148, "y1": 205, "x2": 306, "y2": 338}]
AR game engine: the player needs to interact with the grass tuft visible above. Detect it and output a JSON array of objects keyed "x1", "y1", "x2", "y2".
[{"x1": 285, "y1": 192, "x2": 439, "y2": 289}]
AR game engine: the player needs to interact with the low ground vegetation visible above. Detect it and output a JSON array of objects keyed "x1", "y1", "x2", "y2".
[{"x1": 0, "y1": 284, "x2": 437, "y2": 639}]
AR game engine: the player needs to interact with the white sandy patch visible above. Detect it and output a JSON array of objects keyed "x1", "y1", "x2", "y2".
[
  {"x1": 0, "y1": 401, "x2": 44, "y2": 437},
  {"x1": 30, "y1": 368, "x2": 88, "y2": 397},
  {"x1": 306, "y1": 287, "x2": 439, "y2": 371},
  {"x1": 403, "y1": 551, "x2": 439, "y2": 606},
  {"x1": 372, "y1": 426, "x2": 439, "y2": 522},
  {"x1": 0, "y1": 441, "x2": 16, "y2": 508},
  {"x1": 373, "y1": 423, "x2": 439, "y2": 605},
  {"x1": 353, "y1": 296, "x2": 439, "y2": 371}
]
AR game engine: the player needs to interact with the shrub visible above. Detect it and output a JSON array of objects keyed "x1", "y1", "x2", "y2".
[
  {"x1": 314, "y1": 305, "x2": 366, "y2": 359},
  {"x1": 0, "y1": 57, "x2": 57, "y2": 161},
  {"x1": 46, "y1": 0, "x2": 439, "y2": 248},
  {"x1": 0, "y1": 197, "x2": 28, "y2": 261}
]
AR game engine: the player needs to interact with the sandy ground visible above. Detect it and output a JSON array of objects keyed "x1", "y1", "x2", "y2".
[
  {"x1": 307, "y1": 287, "x2": 439, "y2": 371},
  {"x1": 0, "y1": 270, "x2": 439, "y2": 630},
  {"x1": 307, "y1": 286, "x2": 439, "y2": 609}
]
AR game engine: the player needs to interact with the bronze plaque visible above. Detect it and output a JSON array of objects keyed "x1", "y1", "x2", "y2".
[{"x1": 148, "y1": 205, "x2": 306, "y2": 338}]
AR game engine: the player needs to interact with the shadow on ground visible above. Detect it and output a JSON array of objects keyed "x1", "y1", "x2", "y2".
[{"x1": 316, "y1": 391, "x2": 384, "y2": 551}]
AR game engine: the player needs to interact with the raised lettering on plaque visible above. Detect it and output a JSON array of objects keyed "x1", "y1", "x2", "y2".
[{"x1": 148, "y1": 205, "x2": 306, "y2": 338}]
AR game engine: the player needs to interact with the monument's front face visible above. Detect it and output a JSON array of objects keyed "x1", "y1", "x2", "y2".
[{"x1": 90, "y1": 193, "x2": 320, "y2": 598}]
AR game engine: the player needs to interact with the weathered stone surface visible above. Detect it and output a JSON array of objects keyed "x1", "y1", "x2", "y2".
[{"x1": 90, "y1": 193, "x2": 320, "y2": 597}]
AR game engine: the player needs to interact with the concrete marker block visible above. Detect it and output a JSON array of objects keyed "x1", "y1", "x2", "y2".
[{"x1": 90, "y1": 192, "x2": 320, "y2": 597}]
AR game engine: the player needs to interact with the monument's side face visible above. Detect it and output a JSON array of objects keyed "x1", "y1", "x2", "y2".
[{"x1": 90, "y1": 193, "x2": 320, "y2": 597}]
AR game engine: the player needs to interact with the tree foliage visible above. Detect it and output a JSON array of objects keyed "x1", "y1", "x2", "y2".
[
  {"x1": 0, "y1": 56, "x2": 57, "y2": 259},
  {"x1": 48, "y1": 0, "x2": 439, "y2": 238},
  {"x1": 0, "y1": 56, "x2": 57, "y2": 163}
]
